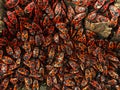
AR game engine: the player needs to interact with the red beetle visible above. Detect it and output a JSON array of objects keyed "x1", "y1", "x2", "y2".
[
  {"x1": 94, "y1": 0, "x2": 106, "y2": 10},
  {"x1": 87, "y1": 10, "x2": 97, "y2": 22},
  {"x1": 90, "y1": 80, "x2": 102, "y2": 90},
  {"x1": 108, "y1": 41, "x2": 117, "y2": 50},
  {"x1": 2, "y1": 56, "x2": 14, "y2": 65},
  {"x1": 24, "y1": 2, "x2": 35, "y2": 14},
  {"x1": 10, "y1": 78, "x2": 18, "y2": 85},
  {"x1": 17, "y1": 68, "x2": 29, "y2": 76},
  {"x1": 21, "y1": 30, "x2": 28, "y2": 42},
  {"x1": 96, "y1": 15, "x2": 110, "y2": 22},
  {"x1": 100, "y1": 2, "x2": 110, "y2": 12},
  {"x1": 47, "y1": 75, "x2": 53, "y2": 87},
  {"x1": 72, "y1": 12, "x2": 86, "y2": 24},
  {"x1": 45, "y1": 5, "x2": 54, "y2": 19},
  {"x1": 55, "y1": 2, "x2": 62, "y2": 15},
  {"x1": 49, "y1": 68, "x2": 58, "y2": 76},
  {"x1": 23, "y1": 52, "x2": 32, "y2": 61},
  {"x1": 0, "y1": 78, "x2": 9, "y2": 90},
  {"x1": 5, "y1": 0, "x2": 19, "y2": 8},
  {"x1": 24, "y1": 77, "x2": 32, "y2": 86},
  {"x1": 7, "y1": 11, "x2": 18, "y2": 25},
  {"x1": 75, "y1": 6, "x2": 86, "y2": 13},
  {"x1": 109, "y1": 5, "x2": 120, "y2": 17},
  {"x1": 33, "y1": 5, "x2": 41, "y2": 24},
  {"x1": 3, "y1": 17, "x2": 16, "y2": 35},
  {"x1": 0, "y1": 38, "x2": 8, "y2": 48},
  {"x1": 19, "y1": 0, "x2": 29, "y2": 5},
  {"x1": 41, "y1": 0, "x2": 49, "y2": 10},
  {"x1": 14, "y1": 5, "x2": 24, "y2": 16},
  {"x1": 32, "y1": 22, "x2": 42, "y2": 33},
  {"x1": 110, "y1": 16, "x2": 118, "y2": 27},
  {"x1": 69, "y1": 61, "x2": 79, "y2": 70},
  {"x1": 54, "y1": 33, "x2": 59, "y2": 43},
  {"x1": 13, "y1": 46, "x2": 21, "y2": 58},
  {"x1": 64, "y1": 79, "x2": 75, "y2": 87},
  {"x1": 6, "y1": 46, "x2": 14, "y2": 55},
  {"x1": 32, "y1": 80, "x2": 39, "y2": 90}
]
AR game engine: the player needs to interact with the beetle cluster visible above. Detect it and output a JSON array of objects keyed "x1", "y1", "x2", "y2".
[{"x1": 0, "y1": 0, "x2": 120, "y2": 90}]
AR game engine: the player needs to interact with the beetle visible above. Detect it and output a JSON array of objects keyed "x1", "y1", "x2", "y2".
[
  {"x1": 23, "y1": 52, "x2": 32, "y2": 61},
  {"x1": 2, "y1": 56, "x2": 14, "y2": 65},
  {"x1": 75, "y1": 6, "x2": 86, "y2": 13},
  {"x1": 10, "y1": 78, "x2": 18, "y2": 85},
  {"x1": 106, "y1": 54, "x2": 119, "y2": 62},
  {"x1": 67, "y1": 5, "x2": 75, "y2": 21},
  {"x1": 41, "y1": 0, "x2": 49, "y2": 10},
  {"x1": 53, "y1": 14, "x2": 61, "y2": 23},
  {"x1": 23, "y1": 60, "x2": 36, "y2": 69},
  {"x1": 107, "y1": 79, "x2": 117, "y2": 85},
  {"x1": 6, "y1": 46, "x2": 13, "y2": 56},
  {"x1": 0, "y1": 78, "x2": 9, "y2": 90},
  {"x1": 24, "y1": 77, "x2": 32, "y2": 86},
  {"x1": 33, "y1": 5, "x2": 41, "y2": 24},
  {"x1": 109, "y1": 5, "x2": 120, "y2": 17},
  {"x1": 85, "y1": 69, "x2": 92, "y2": 81},
  {"x1": 33, "y1": 47, "x2": 39, "y2": 58},
  {"x1": 96, "y1": 15, "x2": 110, "y2": 22},
  {"x1": 29, "y1": 36, "x2": 35, "y2": 45},
  {"x1": 7, "y1": 11, "x2": 18, "y2": 25},
  {"x1": 94, "y1": 0, "x2": 106, "y2": 10},
  {"x1": 45, "y1": 5, "x2": 54, "y2": 19},
  {"x1": 42, "y1": 15, "x2": 52, "y2": 27},
  {"x1": 21, "y1": 30, "x2": 28, "y2": 41},
  {"x1": 13, "y1": 46, "x2": 21, "y2": 59},
  {"x1": 69, "y1": 61, "x2": 79, "y2": 70},
  {"x1": 48, "y1": 47, "x2": 55, "y2": 60},
  {"x1": 5, "y1": 0, "x2": 19, "y2": 9},
  {"x1": 86, "y1": 10, "x2": 97, "y2": 22},
  {"x1": 54, "y1": 2, "x2": 62, "y2": 15},
  {"x1": 81, "y1": 79, "x2": 88, "y2": 87},
  {"x1": 14, "y1": 5, "x2": 24, "y2": 16},
  {"x1": 49, "y1": 68, "x2": 58, "y2": 76},
  {"x1": 3, "y1": 71, "x2": 14, "y2": 78},
  {"x1": 43, "y1": 35, "x2": 52, "y2": 47},
  {"x1": 22, "y1": 42, "x2": 31, "y2": 52},
  {"x1": 3, "y1": 17, "x2": 16, "y2": 35},
  {"x1": 0, "y1": 63, "x2": 7, "y2": 74},
  {"x1": 72, "y1": 12, "x2": 86, "y2": 24},
  {"x1": 35, "y1": 34, "x2": 44, "y2": 46},
  {"x1": 90, "y1": 80, "x2": 102, "y2": 90},
  {"x1": 47, "y1": 75, "x2": 53, "y2": 87},
  {"x1": 24, "y1": 2, "x2": 35, "y2": 14},
  {"x1": 13, "y1": 84, "x2": 19, "y2": 90},
  {"x1": 32, "y1": 80, "x2": 39, "y2": 90},
  {"x1": 19, "y1": 0, "x2": 29, "y2": 5},
  {"x1": 47, "y1": 25, "x2": 55, "y2": 34},
  {"x1": 32, "y1": 22, "x2": 42, "y2": 33},
  {"x1": 64, "y1": 79, "x2": 75, "y2": 87},
  {"x1": 110, "y1": 16, "x2": 118, "y2": 27},
  {"x1": 108, "y1": 41, "x2": 117, "y2": 50},
  {"x1": 8, "y1": 63, "x2": 18, "y2": 71},
  {"x1": 17, "y1": 68, "x2": 29, "y2": 76},
  {"x1": 56, "y1": 22, "x2": 67, "y2": 31},
  {"x1": 77, "y1": 34, "x2": 86, "y2": 44}
]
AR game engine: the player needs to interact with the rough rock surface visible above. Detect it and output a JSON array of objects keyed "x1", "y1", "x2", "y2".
[{"x1": 85, "y1": 20, "x2": 112, "y2": 38}]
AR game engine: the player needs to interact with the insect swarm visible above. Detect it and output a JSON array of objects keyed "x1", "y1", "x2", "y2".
[{"x1": 0, "y1": 0, "x2": 120, "y2": 90}]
